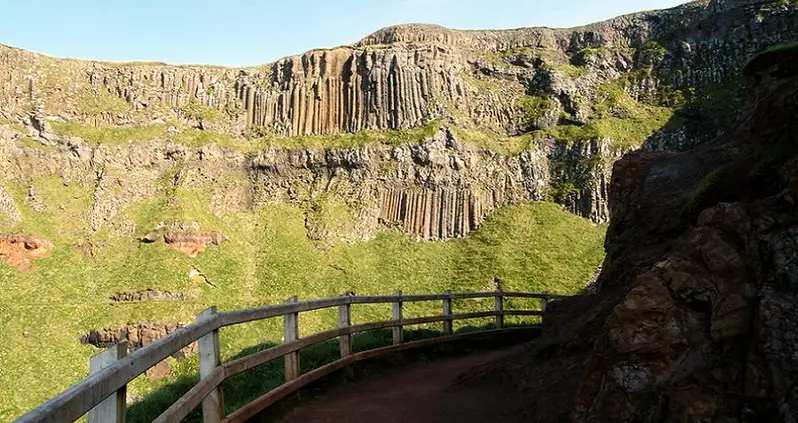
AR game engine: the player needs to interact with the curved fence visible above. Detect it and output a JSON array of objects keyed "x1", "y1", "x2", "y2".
[{"x1": 15, "y1": 290, "x2": 566, "y2": 423}]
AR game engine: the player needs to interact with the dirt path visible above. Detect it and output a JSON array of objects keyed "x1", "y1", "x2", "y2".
[{"x1": 275, "y1": 345, "x2": 530, "y2": 423}]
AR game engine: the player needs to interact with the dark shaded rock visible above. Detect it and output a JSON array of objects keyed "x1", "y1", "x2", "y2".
[{"x1": 459, "y1": 42, "x2": 798, "y2": 423}]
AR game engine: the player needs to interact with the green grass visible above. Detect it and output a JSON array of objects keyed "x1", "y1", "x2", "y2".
[
  {"x1": 449, "y1": 127, "x2": 535, "y2": 156},
  {"x1": 255, "y1": 123, "x2": 441, "y2": 150},
  {"x1": 48, "y1": 120, "x2": 445, "y2": 152},
  {"x1": 0, "y1": 175, "x2": 605, "y2": 421},
  {"x1": 461, "y1": 72, "x2": 501, "y2": 93},
  {"x1": 516, "y1": 96, "x2": 552, "y2": 128},
  {"x1": 48, "y1": 118, "x2": 554, "y2": 157},
  {"x1": 554, "y1": 64, "x2": 588, "y2": 78},
  {"x1": 763, "y1": 40, "x2": 798, "y2": 53},
  {"x1": 76, "y1": 88, "x2": 131, "y2": 116},
  {"x1": 683, "y1": 167, "x2": 727, "y2": 217},
  {"x1": 519, "y1": 73, "x2": 675, "y2": 149},
  {"x1": 180, "y1": 102, "x2": 226, "y2": 124},
  {"x1": 50, "y1": 121, "x2": 239, "y2": 148},
  {"x1": 0, "y1": 116, "x2": 27, "y2": 134}
]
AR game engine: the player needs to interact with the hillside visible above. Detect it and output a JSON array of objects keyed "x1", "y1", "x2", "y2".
[{"x1": 2, "y1": 0, "x2": 798, "y2": 420}]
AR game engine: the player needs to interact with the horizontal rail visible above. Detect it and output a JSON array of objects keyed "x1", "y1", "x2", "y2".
[
  {"x1": 220, "y1": 297, "x2": 350, "y2": 327},
  {"x1": 152, "y1": 366, "x2": 225, "y2": 423},
  {"x1": 15, "y1": 316, "x2": 221, "y2": 423},
  {"x1": 220, "y1": 292, "x2": 563, "y2": 326},
  {"x1": 221, "y1": 327, "x2": 539, "y2": 423},
  {"x1": 223, "y1": 311, "x2": 500, "y2": 378}
]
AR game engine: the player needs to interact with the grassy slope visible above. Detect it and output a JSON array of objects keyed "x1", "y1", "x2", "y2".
[{"x1": 0, "y1": 182, "x2": 605, "y2": 421}]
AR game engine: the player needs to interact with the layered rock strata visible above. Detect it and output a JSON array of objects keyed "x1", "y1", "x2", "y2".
[{"x1": 2, "y1": 0, "x2": 798, "y2": 234}]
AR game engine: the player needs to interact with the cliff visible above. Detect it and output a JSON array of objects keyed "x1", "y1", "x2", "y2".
[
  {"x1": 2, "y1": 0, "x2": 797, "y2": 233},
  {"x1": 459, "y1": 39, "x2": 798, "y2": 423}
]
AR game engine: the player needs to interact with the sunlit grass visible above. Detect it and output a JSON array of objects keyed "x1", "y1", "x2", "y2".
[{"x1": 0, "y1": 175, "x2": 605, "y2": 421}]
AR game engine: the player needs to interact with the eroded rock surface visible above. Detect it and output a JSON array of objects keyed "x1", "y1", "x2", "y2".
[
  {"x1": 80, "y1": 322, "x2": 197, "y2": 380},
  {"x1": 0, "y1": 233, "x2": 53, "y2": 270},
  {"x1": 109, "y1": 289, "x2": 198, "y2": 302}
]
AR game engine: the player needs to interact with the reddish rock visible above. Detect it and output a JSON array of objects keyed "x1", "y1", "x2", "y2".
[
  {"x1": 163, "y1": 231, "x2": 226, "y2": 257},
  {"x1": 0, "y1": 233, "x2": 53, "y2": 270}
]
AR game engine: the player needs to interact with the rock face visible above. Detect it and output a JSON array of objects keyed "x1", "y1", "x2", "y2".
[
  {"x1": 109, "y1": 289, "x2": 197, "y2": 302},
  {"x1": 1, "y1": 0, "x2": 798, "y2": 235},
  {"x1": 460, "y1": 43, "x2": 798, "y2": 422},
  {"x1": 80, "y1": 322, "x2": 197, "y2": 380}
]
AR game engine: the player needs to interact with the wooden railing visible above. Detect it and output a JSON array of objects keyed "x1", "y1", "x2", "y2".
[{"x1": 15, "y1": 290, "x2": 565, "y2": 423}]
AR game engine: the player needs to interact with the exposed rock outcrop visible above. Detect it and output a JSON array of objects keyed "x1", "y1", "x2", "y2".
[
  {"x1": 163, "y1": 231, "x2": 227, "y2": 257},
  {"x1": 80, "y1": 322, "x2": 197, "y2": 380},
  {"x1": 109, "y1": 289, "x2": 198, "y2": 302},
  {"x1": 460, "y1": 41, "x2": 798, "y2": 423},
  {"x1": 0, "y1": 233, "x2": 53, "y2": 270}
]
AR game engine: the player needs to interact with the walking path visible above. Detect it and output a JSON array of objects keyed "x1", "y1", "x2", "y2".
[{"x1": 275, "y1": 345, "x2": 529, "y2": 423}]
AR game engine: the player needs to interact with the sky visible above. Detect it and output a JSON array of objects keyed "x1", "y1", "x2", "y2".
[{"x1": 0, "y1": 0, "x2": 689, "y2": 67}]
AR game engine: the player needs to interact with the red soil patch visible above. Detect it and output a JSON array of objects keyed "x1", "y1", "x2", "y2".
[
  {"x1": 163, "y1": 231, "x2": 226, "y2": 257},
  {"x1": 0, "y1": 234, "x2": 53, "y2": 271}
]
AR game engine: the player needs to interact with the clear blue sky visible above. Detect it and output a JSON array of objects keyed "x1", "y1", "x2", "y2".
[{"x1": 0, "y1": 0, "x2": 689, "y2": 67}]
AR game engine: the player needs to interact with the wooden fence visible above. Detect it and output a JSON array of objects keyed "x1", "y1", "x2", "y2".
[{"x1": 15, "y1": 290, "x2": 565, "y2": 423}]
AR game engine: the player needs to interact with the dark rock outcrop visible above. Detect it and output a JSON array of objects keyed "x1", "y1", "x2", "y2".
[
  {"x1": 109, "y1": 289, "x2": 198, "y2": 302},
  {"x1": 460, "y1": 41, "x2": 798, "y2": 423},
  {"x1": 80, "y1": 322, "x2": 198, "y2": 380}
]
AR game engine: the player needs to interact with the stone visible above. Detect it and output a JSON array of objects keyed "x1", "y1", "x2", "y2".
[
  {"x1": 0, "y1": 234, "x2": 54, "y2": 271},
  {"x1": 145, "y1": 360, "x2": 171, "y2": 381}
]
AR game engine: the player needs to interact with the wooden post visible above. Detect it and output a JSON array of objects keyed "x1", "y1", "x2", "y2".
[
  {"x1": 88, "y1": 342, "x2": 127, "y2": 423},
  {"x1": 338, "y1": 293, "x2": 352, "y2": 358},
  {"x1": 197, "y1": 307, "x2": 223, "y2": 423},
  {"x1": 392, "y1": 290, "x2": 403, "y2": 345},
  {"x1": 442, "y1": 290, "x2": 453, "y2": 335},
  {"x1": 284, "y1": 296, "x2": 300, "y2": 382},
  {"x1": 339, "y1": 292, "x2": 354, "y2": 378},
  {"x1": 495, "y1": 289, "x2": 504, "y2": 329},
  {"x1": 541, "y1": 296, "x2": 549, "y2": 323}
]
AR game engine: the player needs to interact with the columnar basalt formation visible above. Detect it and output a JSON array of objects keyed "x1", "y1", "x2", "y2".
[
  {"x1": 1, "y1": 1, "x2": 795, "y2": 139},
  {"x1": 1, "y1": 0, "x2": 798, "y2": 237}
]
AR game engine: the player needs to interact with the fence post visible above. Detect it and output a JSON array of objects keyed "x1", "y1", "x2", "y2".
[
  {"x1": 442, "y1": 290, "x2": 453, "y2": 335},
  {"x1": 338, "y1": 293, "x2": 352, "y2": 358},
  {"x1": 495, "y1": 289, "x2": 504, "y2": 329},
  {"x1": 284, "y1": 296, "x2": 300, "y2": 382},
  {"x1": 88, "y1": 341, "x2": 127, "y2": 423},
  {"x1": 338, "y1": 292, "x2": 354, "y2": 378},
  {"x1": 392, "y1": 290, "x2": 403, "y2": 345},
  {"x1": 541, "y1": 295, "x2": 549, "y2": 323},
  {"x1": 197, "y1": 307, "x2": 223, "y2": 423}
]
